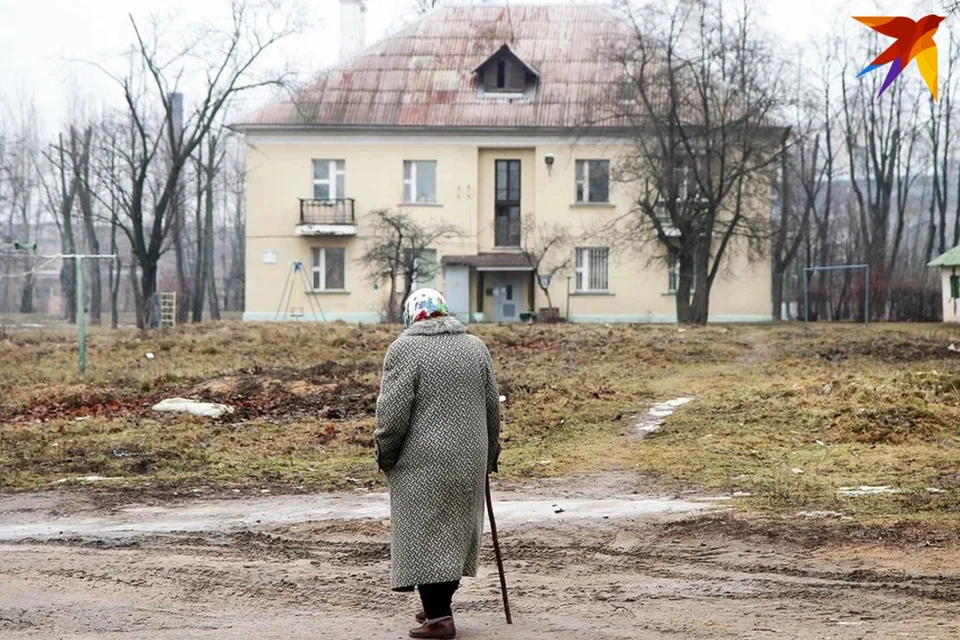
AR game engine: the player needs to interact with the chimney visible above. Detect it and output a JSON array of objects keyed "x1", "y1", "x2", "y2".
[{"x1": 340, "y1": 0, "x2": 367, "y2": 61}]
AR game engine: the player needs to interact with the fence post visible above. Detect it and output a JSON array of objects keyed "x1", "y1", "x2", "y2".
[{"x1": 803, "y1": 268, "x2": 809, "y2": 329}]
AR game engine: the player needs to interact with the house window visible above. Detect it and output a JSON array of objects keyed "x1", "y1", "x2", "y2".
[
  {"x1": 312, "y1": 160, "x2": 345, "y2": 200},
  {"x1": 311, "y1": 247, "x2": 346, "y2": 291},
  {"x1": 676, "y1": 156, "x2": 708, "y2": 203},
  {"x1": 575, "y1": 160, "x2": 610, "y2": 203},
  {"x1": 496, "y1": 59, "x2": 507, "y2": 88},
  {"x1": 403, "y1": 161, "x2": 437, "y2": 204},
  {"x1": 575, "y1": 248, "x2": 609, "y2": 292},
  {"x1": 495, "y1": 159, "x2": 521, "y2": 247},
  {"x1": 667, "y1": 250, "x2": 696, "y2": 294},
  {"x1": 404, "y1": 248, "x2": 438, "y2": 290}
]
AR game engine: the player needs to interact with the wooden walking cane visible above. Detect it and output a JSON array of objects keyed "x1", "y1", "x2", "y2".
[{"x1": 485, "y1": 475, "x2": 512, "y2": 624}]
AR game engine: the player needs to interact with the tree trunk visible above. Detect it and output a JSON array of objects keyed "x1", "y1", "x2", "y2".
[
  {"x1": 772, "y1": 268, "x2": 785, "y2": 321},
  {"x1": 19, "y1": 272, "x2": 35, "y2": 314},
  {"x1": 191, "y1": 145, "x2": 206, "y2": 322},
  {"x1": 130, "y1": 261, "x2": 145, "y2": 329},
  {"x1": 205, "y1": 198, "x2": 222, "y2": 321},
  {"x1": 204, "y1": 136, "x2": 221, "y2": 320},
  {"x1": 674, "y1": 250, "x2": 695, "y2": 324},
  {"x1": 73, "y1": 127, "x2": 102, "y2": 325},
  {"x1": 109, "y1": 196, "x2": 120, "y2": 330},
  {"x1": 140, "y1": 261, "x2": 159, "y2": 329},
  {"x1": 60, "y1": 259, "x2": 77, "y2": 323}
]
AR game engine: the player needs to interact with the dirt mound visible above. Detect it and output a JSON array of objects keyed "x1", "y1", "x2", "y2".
[{"x1": 188, "y1": 362, "x2": 379, "y2": 423}]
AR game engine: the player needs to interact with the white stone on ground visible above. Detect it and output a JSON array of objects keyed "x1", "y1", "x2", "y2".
[{"x1": 152, "y1": 398, "x2": 234, "y2": 419}]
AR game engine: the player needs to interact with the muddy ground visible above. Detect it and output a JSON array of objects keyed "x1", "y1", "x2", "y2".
[{"x1": 1, "y1": 474, "x2": 958, "y2": 639}]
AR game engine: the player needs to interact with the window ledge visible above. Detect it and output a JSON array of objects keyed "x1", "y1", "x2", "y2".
[
  {"x1": 400, "y1": 202, "x2": 442, "y2": 207},
  {"x1": 570, "y1": 203, "x2": 616, "y2": 209},
  {"x1": 306, "y1": 290, "x2": 350, "y2": 295},
  {"x1": 571, "y1": 291, "x2": 614, "y2": 296}
]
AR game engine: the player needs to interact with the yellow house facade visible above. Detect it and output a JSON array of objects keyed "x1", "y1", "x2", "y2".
[{"x1": 235, "y1": 3, "x2": 774, "y2": 324}]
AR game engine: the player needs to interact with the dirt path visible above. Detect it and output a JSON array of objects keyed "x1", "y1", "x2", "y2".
[{"x1": 1, "y1": 477, "x2": 958, "y2": 639}]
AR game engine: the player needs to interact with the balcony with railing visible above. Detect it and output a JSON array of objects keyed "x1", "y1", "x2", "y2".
[{"x1": 295, "y1": 198, "x2": 357, "y2": 236}]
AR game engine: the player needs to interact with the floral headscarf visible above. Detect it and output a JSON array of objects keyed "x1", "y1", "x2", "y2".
[{"x1": 403, "y1": 288, "x2": 451, "y2": 327}]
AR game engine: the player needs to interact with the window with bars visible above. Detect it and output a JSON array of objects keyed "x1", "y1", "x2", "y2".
[
  {"x1": 575, "y1": 160, "x2": 610, "y2": 203},
  {"x1": 575, "y1": 247, "x2": 609, "y2": 292},
  {"x1": 311, "y1": 247, "x2": 346, "y2": 291},
  {"x1": 312, "y1": 160, "x2": 345, "y2": 200},
  {"x1": 403, "y1": 161, "x2": 437, "y2": 204}
]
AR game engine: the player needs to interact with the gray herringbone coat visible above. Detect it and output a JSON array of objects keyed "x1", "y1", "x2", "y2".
[{"x1": 374, "y1": 316, "x2": 501, "y2": 591}]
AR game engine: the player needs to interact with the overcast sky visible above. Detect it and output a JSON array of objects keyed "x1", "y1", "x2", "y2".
[{"x1": 0, "y1": 0, "x2": 947, "y2": 133}]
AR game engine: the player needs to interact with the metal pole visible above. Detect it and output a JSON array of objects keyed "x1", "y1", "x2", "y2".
[
  {"x1": 566, "y1": 276, "x2": 571, "y2": 321},
  {"x1": 76, "y1": 257, "x2": 87, "y2": 375},
  {"x1": 864, "y1": 265, "x2": 871, "y2": 326}
]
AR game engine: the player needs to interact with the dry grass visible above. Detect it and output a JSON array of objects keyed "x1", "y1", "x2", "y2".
[{"x1": 2, "y1": 320, "x2": 960, "y2": 525}]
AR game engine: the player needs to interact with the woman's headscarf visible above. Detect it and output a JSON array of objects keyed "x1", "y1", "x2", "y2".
[{"x1": 403, "y1": 288, "x2": 451, "y2": 328}]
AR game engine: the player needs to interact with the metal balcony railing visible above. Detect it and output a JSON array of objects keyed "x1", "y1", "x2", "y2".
[{"x1": 299, "y1": 198, "x2": 356, "y2": 225}]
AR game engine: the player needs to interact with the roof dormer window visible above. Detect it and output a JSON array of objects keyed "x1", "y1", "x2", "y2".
[{"x1": 475, "y1": 43, "x2": 539, "y2": 97}]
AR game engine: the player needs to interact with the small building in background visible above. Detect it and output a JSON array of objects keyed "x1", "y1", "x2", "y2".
[{"x1": 928, "y1": 246, "x2": 960, "y2": 322}]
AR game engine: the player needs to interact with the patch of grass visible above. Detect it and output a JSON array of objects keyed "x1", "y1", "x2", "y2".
[{"x1": 2, "y1": 321, "x2": 960, "y2": 527}]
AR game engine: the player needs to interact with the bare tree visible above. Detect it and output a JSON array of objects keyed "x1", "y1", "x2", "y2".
[
  {"x1": 839, "y1": 23, "x2": 922, "y2": 318},
  {"x1": 0, "y1": 98, "x2": 42, "y2": 314},
  {"x1": 517, "y1": 215, "x2": 573, "y2": 314},
  {"x1": 925, "y1": 28, "x2": 960, "y2": 263},
  {"x1": 67, "y1": 125, "x2": 106, "y2": 325},
  {"x1": 358, "y1": 209, "x2": 460, "y2": 322},
  {"x1": 598, "y1": 0, "x2": 787, "y2": 324},
  {"x1": 39, "y1": 133, "x2": 79, "y2": 322},
  {"x1": 191, "y1": 132, "x2": 225, "y2": 322},
  {"x1": 94, "y1": 0, "x2": 302, "y2": 328}
]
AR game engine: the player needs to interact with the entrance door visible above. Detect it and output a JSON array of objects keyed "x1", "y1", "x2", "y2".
[{"x1": 492, "y1": 274, "x2": 523, "y2": 322}]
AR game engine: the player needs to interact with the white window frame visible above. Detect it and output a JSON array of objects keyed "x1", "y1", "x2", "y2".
[
  {"x1": 312, "y1": 159, "x2": 345, "y2": 201},
  {"x1": 575, "y1": 160, "x2": 611, "y2": 204},
  {"x1": 403, "y1": 161, "x2": 438, "y2": 204},
  {"x1": 575, "y1": 247, "x2": 610, "y2": 292},
  {"x1": 311, "y1": 247, "x2": 346, "y2": 291}
]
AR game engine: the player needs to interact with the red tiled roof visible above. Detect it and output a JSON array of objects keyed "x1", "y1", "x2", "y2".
[{"x1": 235, "y1": 4, "x2": 634, "y2": 130}]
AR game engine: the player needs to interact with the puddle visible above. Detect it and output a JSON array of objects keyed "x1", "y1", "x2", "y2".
[
  {"x1": 635, "y1": 398, "x2": 693, "y2": 437},
  {"x1": 0, "y1": 492, "x2": 715, "y2": 542}
]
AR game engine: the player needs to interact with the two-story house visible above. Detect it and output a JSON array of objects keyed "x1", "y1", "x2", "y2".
[{"x1": 233, "y1": 1, "x2": 775, "y2": 323}]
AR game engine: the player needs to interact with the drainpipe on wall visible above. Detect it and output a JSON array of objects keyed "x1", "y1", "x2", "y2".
[{"x1": 566, "y1": 276, "x2": 572, "y2": 321}]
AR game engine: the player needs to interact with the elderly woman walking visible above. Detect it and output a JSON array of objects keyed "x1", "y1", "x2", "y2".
[{"x1": 374, "y1": 288, "x2": 502, "y2": 639}]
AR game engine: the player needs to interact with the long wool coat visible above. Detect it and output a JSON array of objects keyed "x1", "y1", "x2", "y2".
[{"x1": 374, "y1": 316, "x2": 501, "y2": 591}]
